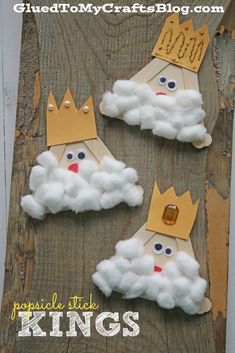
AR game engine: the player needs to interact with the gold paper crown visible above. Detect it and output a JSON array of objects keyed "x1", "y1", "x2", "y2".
[
  {"x1": 146, "y1": 183, "x2": 199, "y2": 240},
  {"x1": 152, "y1": 14, "x2": 209, "y2": 72},
  {"x1": 46, "y1": 89, "x2": 97, "y2": 146}
]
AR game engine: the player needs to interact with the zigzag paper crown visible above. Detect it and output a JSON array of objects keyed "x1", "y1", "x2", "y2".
[
  {"x1": 146, "y1": 183, "x2": 199, "y2": 240},
  {"x1": 46, "y1": 89, "x2": 97, "y2": 146},
  {"x1": 152, "y1": 14, "x2": 209, "y2": 72}
]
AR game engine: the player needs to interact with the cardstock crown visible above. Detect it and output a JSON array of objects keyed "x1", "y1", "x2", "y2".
[
  {"x1": 146, "y1": 183, "x2": 199, "y2": 240},
  {"x1": 152, "y1": 14, "x2": 209, "y2": 72},
  {"x1": 46, "y1": 89, "x2": 97, "y2": 146}
]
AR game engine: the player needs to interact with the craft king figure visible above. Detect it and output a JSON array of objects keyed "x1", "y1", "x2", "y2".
[
  {"x1": 100, "y1": 14, "x2": 212, "y2": 149},
  {"x1": 93, "y1": 183, "x2": 212, "y2": 315},
  {"x1": 21, "y1": 90, "x2": 143, "y2": 219}
]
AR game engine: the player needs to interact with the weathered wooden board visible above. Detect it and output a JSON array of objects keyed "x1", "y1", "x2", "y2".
[{"x1": 0, "y1": 1, "x2": 234, "y2": 352}]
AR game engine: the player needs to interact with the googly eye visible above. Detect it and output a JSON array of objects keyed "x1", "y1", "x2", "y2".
[
  {"x1": 157, "y1": 75, "x2": 167, "y2": 86},
  {"x1": 165, "y1": 247, "x2": 174, "y2": 257},
  {"x1": 153, "y1": 242, "x2": 165, "y2": 255},
  {"x1": 76, "y1": 149, "x2": 86, "y2": 160},
  {"x1": 167, "y1": 80, "x2": 177, "y2": 92},
  {"x1": 66, "y1": 151, "x2": 75, "y2": 161}
]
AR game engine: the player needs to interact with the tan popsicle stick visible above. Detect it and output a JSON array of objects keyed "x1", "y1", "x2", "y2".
[
  {"x1": 49, "y1": 144, "x2": 66, "y2": 164},
  {"x1": 130, "y1": 57, "x2": 169, "y2": 83},
  {"x1": 84, "y1": 137, "x2": 114, "y2": 161},
  {"x1": 197, "y1": 297, "x2": 212, "y2": 314}
]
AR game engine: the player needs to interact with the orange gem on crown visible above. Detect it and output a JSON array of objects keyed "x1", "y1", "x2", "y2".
[{"x1": 146, "y1": 182, "x2": 199, "y2": 240}]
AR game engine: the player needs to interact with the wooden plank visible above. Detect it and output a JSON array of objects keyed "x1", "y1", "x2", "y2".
[
  {"x1": 1, "y1": 1, "x2": 22, "y2": 213},
  {"x1": 0, "y1": 2, "x2": 233, "y2": 353},
  {"x1": 206, "y1": 13, "x2": 235, "y2": 352},
  {"x1": 226, "y1": 109, "x2": 235, "y2": 353},
  {"x1": 0, "y1": 0, "x2": 7, "y2": 306},
  {"x1": 0, "y1": 0, "x2": 22, "y2": 301},
  {"x1": 0, "y1": 9, "x2": 40, "y2": 352}
]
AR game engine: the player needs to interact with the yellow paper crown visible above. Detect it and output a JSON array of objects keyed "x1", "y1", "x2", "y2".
[
  {"x1": 146, "y1": 183, "x2": 199, "y2": 240},
  {"x1": 152, "y1": 14, "x2": 209, "y2": 72},
  {"x1": 46, "y1": 89, "x2": 97, "y2": 146}
]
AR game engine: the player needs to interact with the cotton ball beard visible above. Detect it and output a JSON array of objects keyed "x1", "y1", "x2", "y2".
[
  {"x1": 21, "y1": 151, "x2": 143, "y2": 219},
  {"x1": 102, "y1": 80, "x2": 208, "y2": 143},
  {"x1": 92, "y1": 239, "x2": 207, "y2": 315}
]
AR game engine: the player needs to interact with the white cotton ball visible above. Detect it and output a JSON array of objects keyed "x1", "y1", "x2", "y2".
[
  {"x1": 145, "y1": 274, "x2": 162, "y2": 300},
  {"x1": 154, "y1": 106, "x2": 172, "y2": 121},
  {"x1": 157, "y1": 292, "x2": 175, "y2": 309},
  {"x1": 117, "y1": 96, "x2": 140, "y2": 113},
  {"x1": 183, "y1": 108, "x2": 206, "y2": 126},
  {"x1": 113, "y1": 80, "x2": 136, "y2": 96},
  {"x1": 177, "y1": 90, "x2": 202, "y2": 109},
  {"x1": 170, "y1": 113, "x2": 186, "y2": 130},
  {"x1": 176, "y1": 252, "x2": 200, "y2": 279},
  {"x1": 122, "y1": 168, "x2": 139, "y2": 183},
  {"x1": 21, "y1": 195, "x2": 45, "y2": 219},
  {"x1": 92, "y1": 272, "x2": 112, "y2": 297},
  {"x1": 134, "y1": 84, "x2": 154, "y2": 103},
  {"x1": 96, "y1": 259, "x2": 117, "y2": 278},
  {"x1": 177, "y1": 125, "x2": 206, "y2": 143},
  {"x1": 62, "y1": 195, "x2": 77, "y2": 212},
  {"x1": 92, "y1": 172, "x2": 120, "y2": 191},
  {"x1": 122, "y1": 184, "x2": 144, "y2": 207},
  {"x1": 29, "y1": 165, "x2": 47, "y2": 192},
  {"x1": 100, "y1": 190, "x2": 123, "y2": 209},
  {"x1": 124, "y1": 277, "x2": 147, "y2": 298},
  {"x1": 117, "y1": 271, "x2": 139, "y2": 292},
  {"x1": 49, "y1": 168, "x2": 71, "y2": 184},
  {"x1": 172, "y1": 277, "x2": 191, "y2": 298},
  {"x1": 90, "y1": 171, "x2": 111, "y2": 190},
  {"x1": 79, "y1": 160, "x2": 97, "y2": 179},
  {"x1": 74, "y1": 188, "x2": 101, "y2": 212},
  {"x1": 159, "y1": 277, "x2": 172, "y2": 293},
  {"x1": 115, "y1": 238, "x2": 144, "y2": 259},
  {"x1": 34, "y1": 182, "x2": 64, "y2": 213},
  {"x1": 96, "y1": 260, "x2": 122, "y2": 288},
  {"x1": 124, "y1": 108, "x2": 141, "y2": 125},
  {"x1": 163, "y1": 261, "x2": 182, "y2": 280},
  {"x1": 64, "y1": 173, "x2": 88, "y2": 197},
  {"x1": 139, "y1": 107, "x2": 155, "y2": 129},
  {"x1": 130, "y1": 255, "x2": 154, "y2": 275},
  {"x1": 105, "y1": 174, "x2": 125, "y2": 190},
  {"x1": 92, "y1": 172, "x2": 124, "y2": 192},
  {"x1": 176, "y1": 296, "x2": 198, "y2": 315},
  {"x1": 153, "y1": 120, "x2": 178, "y2": 140},
  {"x1": 102, "y1": 91, "x2": 121, "y2": 117},
  {"x1": 101, "y1": 156, "x2": 126, "y2": 173},
  {"x1": 155, "y1": 94, "x2": 177, "y2": 110},
  {"x1": 111, "y1": 256, "x2": 130, "y2": 273},
  {"x1": 36, "y1": 151, "x2": 58, "y2": 170},
  {"x1": 190, "y1": 277, "x2": 207, "y2": 303}
]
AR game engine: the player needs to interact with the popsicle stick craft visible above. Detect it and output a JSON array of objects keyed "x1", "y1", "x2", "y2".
[
  {"x1": 93, "y1": 182, "x2": 212, "y2": 315},
  {"x1": 21, "y1": 89, "x2": 144, "y2": 219},
  {"x1": 100, "y1": 14, "x2": 212, "y2": 149}
]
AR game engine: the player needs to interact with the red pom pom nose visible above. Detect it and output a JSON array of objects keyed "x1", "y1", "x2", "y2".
[
  {"x1": 68, "y1": 163, "x2": 79, "y2": 173},
  {"x1": 154, "y1": 265, "x2": 162, "y2": 272}
]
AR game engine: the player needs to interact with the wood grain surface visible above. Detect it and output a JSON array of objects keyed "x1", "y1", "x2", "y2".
[{"x1": 0, "y1": 1, "x2": 234, "y2": 352}]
